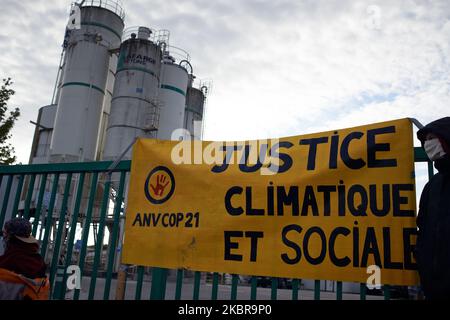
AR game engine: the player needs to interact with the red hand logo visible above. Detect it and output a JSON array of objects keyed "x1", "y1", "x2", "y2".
[{"x1": 150, "y1": 174, "x2": 170, "y2": 197}]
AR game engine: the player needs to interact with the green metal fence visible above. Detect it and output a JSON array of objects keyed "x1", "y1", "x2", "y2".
[{"x1": 0, "y1": 147, "x2": 432, "y2": 300}]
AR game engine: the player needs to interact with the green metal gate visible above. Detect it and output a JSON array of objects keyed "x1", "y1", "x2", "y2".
[{"x1": 0, "y1": 147, "x2": 432, "y2": 300}]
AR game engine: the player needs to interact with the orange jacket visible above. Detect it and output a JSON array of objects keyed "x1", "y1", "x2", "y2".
[{"x1": 0, "y1": 268, "x2": 50, "y2": 300}]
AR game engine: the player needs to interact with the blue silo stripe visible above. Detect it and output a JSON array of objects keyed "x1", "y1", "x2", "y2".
[
  {"x1": 61, "y1": 82, "x2": 105, "y2": 94},
  {"x1": 161, "y1": 84, "x2": 186, "y2": 96},
  {"x1": 116, "y1": 67, "x2": 159, "y2": 80},
  {"x1": 81, "y1": 22, "x2": 122, "y2": 40}
]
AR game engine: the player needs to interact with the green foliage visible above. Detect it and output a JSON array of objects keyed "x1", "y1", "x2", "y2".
[{"x1": 0, "y1": 78, "x2": 20, "y2": 165}]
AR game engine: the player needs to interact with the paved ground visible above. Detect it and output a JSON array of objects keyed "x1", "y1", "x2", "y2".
[{"x1": 65, "y1": 277, "x2": 384, "y2": 300}]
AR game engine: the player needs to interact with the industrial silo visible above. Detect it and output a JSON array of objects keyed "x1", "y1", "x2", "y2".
[
  {"x1": 102, "y1": 27, "x2": 162, "y2": 161},
  {"x1": 29, "y1": 105, "x2": 57, "y2": 164},
  {"x1": 184, "y1": 81, "x2": 208, "y2": 140},
  {"x1": 50, "y1": 0, "x2": 125, "y2": 163},
  {"x1": 157, "y1": 48, "x2": 191, "y2": 140}
]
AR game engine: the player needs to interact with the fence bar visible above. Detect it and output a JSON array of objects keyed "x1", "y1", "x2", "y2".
[
  {"x1": 49, "y1": 173, "x2": 72, "y2": 291},
  {"x1": 336, "y1": 281, "x2": 343, "y2": 300},
  {"x1": 427, "y1": 161, "x2": 434, "y2": 179},
  {"x1": 291, "y1": 279, "x2": 299, "y2": 300},
  {"x1": 0, "y1": 160, "x2": 131, "y2": 175},
  {"x1": 360, "y1": 283, "x2": 367, "y2": 300},
  {"x1": 73, "y1": 172, "x2": 99, "y2": 300},
  {"x1": 135, "y1": 266, "x2": 145, "y2": 300},
  {"x1": 0, "y1": 175, "x2": 13, "y2": 228},
  {"x1": 23, "y1": 174, "x2": 36, "y2": 219},
  {"x1": 250, "y1": 276, "x2": 257, "y2": 300},
  {"x1": 414, "y1": 146, "x2": 428, "y2": 162},
  {"x1": 175, "y1": 269, "x2": 183, "y2": 300},
  {"x1": 160, "y1": 270, "x2": 168, "y2": 299},
  {"x1": 41, "y1": 173, "x2": 60, "y2": 257},
  {"x1": 88, "y1": 178, "x2": 112, "y2": 300},
  {"x1": 52, "y1": 266, "x2": 66, "y2": 300},
  {"x1": 231, "y1": 274, "x2": 239, "y2": 300},
  {"x1": 12, "y1": 174, "x2": 24, "y2": 218},
  {"x1": 314, "y1": 280, "x2": 321, "y2": 300},
  {"x1": 104, "y1": 171, "x2": 126, "y2": 300},
  {"x1": 150, "y1": 268, "x2": 167, "y2": 300},
  {"x1": 32, "y1": 174, "x2": 48, "y2": 236},
  {"x1": 383, "y1": 285, "x2": 391, "y2": 300},
  {"x1": 211, "y1": 272, "x2": 219, "y2": 300},
  {"x1": 59, "y1": 172, "x2": 85, "y2": 299},
  {"x1": 193, "y1": 271, "x2": 201, "y2": 300},
  {"x1": 271, "y1": 278, "x2": 278, "y2": 300}
]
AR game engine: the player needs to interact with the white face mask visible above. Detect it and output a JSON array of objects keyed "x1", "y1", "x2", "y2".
[{"x1": 424, "y1": 138, "x2": 446, "y2": 161}]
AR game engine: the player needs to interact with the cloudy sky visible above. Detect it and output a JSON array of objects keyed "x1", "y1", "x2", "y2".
[{"x1": 0, "y1": 0, "x2": 448, "y2": 193}]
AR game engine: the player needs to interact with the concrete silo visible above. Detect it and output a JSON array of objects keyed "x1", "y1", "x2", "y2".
[
  {"x1": 184, "y1": 80, "x2": 208, "y2": 140},
  {"x1": 29, "y1": 104, "x2": 57, "y2": 164},
  {"x1": 157, "y1": 48, "x2": 191, "y2": 140},
  {"x1": 102, "y1": 27, "x2": 163, "y2": 161},
  {"x1": 50, "y1": 0, "x2": 125, "y2": 163}
]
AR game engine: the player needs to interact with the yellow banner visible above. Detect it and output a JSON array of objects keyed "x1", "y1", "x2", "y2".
[{"x1": 122, "y1": 118, "x2": 419, "y2": 285}]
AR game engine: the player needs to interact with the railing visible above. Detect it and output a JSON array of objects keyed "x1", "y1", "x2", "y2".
[
  {"x1": 122, "y1": 27, "x2": 170, "y2": 46},
  {"x1": 0, "y1": 147, "x2": 432, "y2": 300},
  {"x1": 164, "y1": 46, "x2": 191, "y2": 64},
  {"x1": 78, "y1": 0, "x2": 126, "y2": 20}
]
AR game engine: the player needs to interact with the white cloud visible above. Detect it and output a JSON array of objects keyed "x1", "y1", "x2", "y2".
[{"x1": 0, "y1": 1, "x2": 448, "y2": 193}]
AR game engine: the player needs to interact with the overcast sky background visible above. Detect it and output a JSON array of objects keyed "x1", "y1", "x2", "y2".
[{"x1": 1, "y1": 0, "x2": 449, "y2": 198}]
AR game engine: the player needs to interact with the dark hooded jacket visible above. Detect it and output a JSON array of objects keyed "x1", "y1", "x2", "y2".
[
  {"x1": 416, "y1": 117, "x2": 450, "y2": 299},
  {"x1": 0, "y1": 236, "x2": 47, "y2": 279}
]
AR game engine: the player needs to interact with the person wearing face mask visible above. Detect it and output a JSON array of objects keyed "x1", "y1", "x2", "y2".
[{"x1": 416, "y1": 117, "x2": 450, "y2": 300}]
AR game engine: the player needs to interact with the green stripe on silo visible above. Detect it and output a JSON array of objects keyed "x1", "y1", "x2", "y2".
[
  {"x1": 161, "y1": 84, "x2": 186, "y2": 96},
  {"x1": 61, "y1": 82, "x2": 105, "y2": 94}
]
